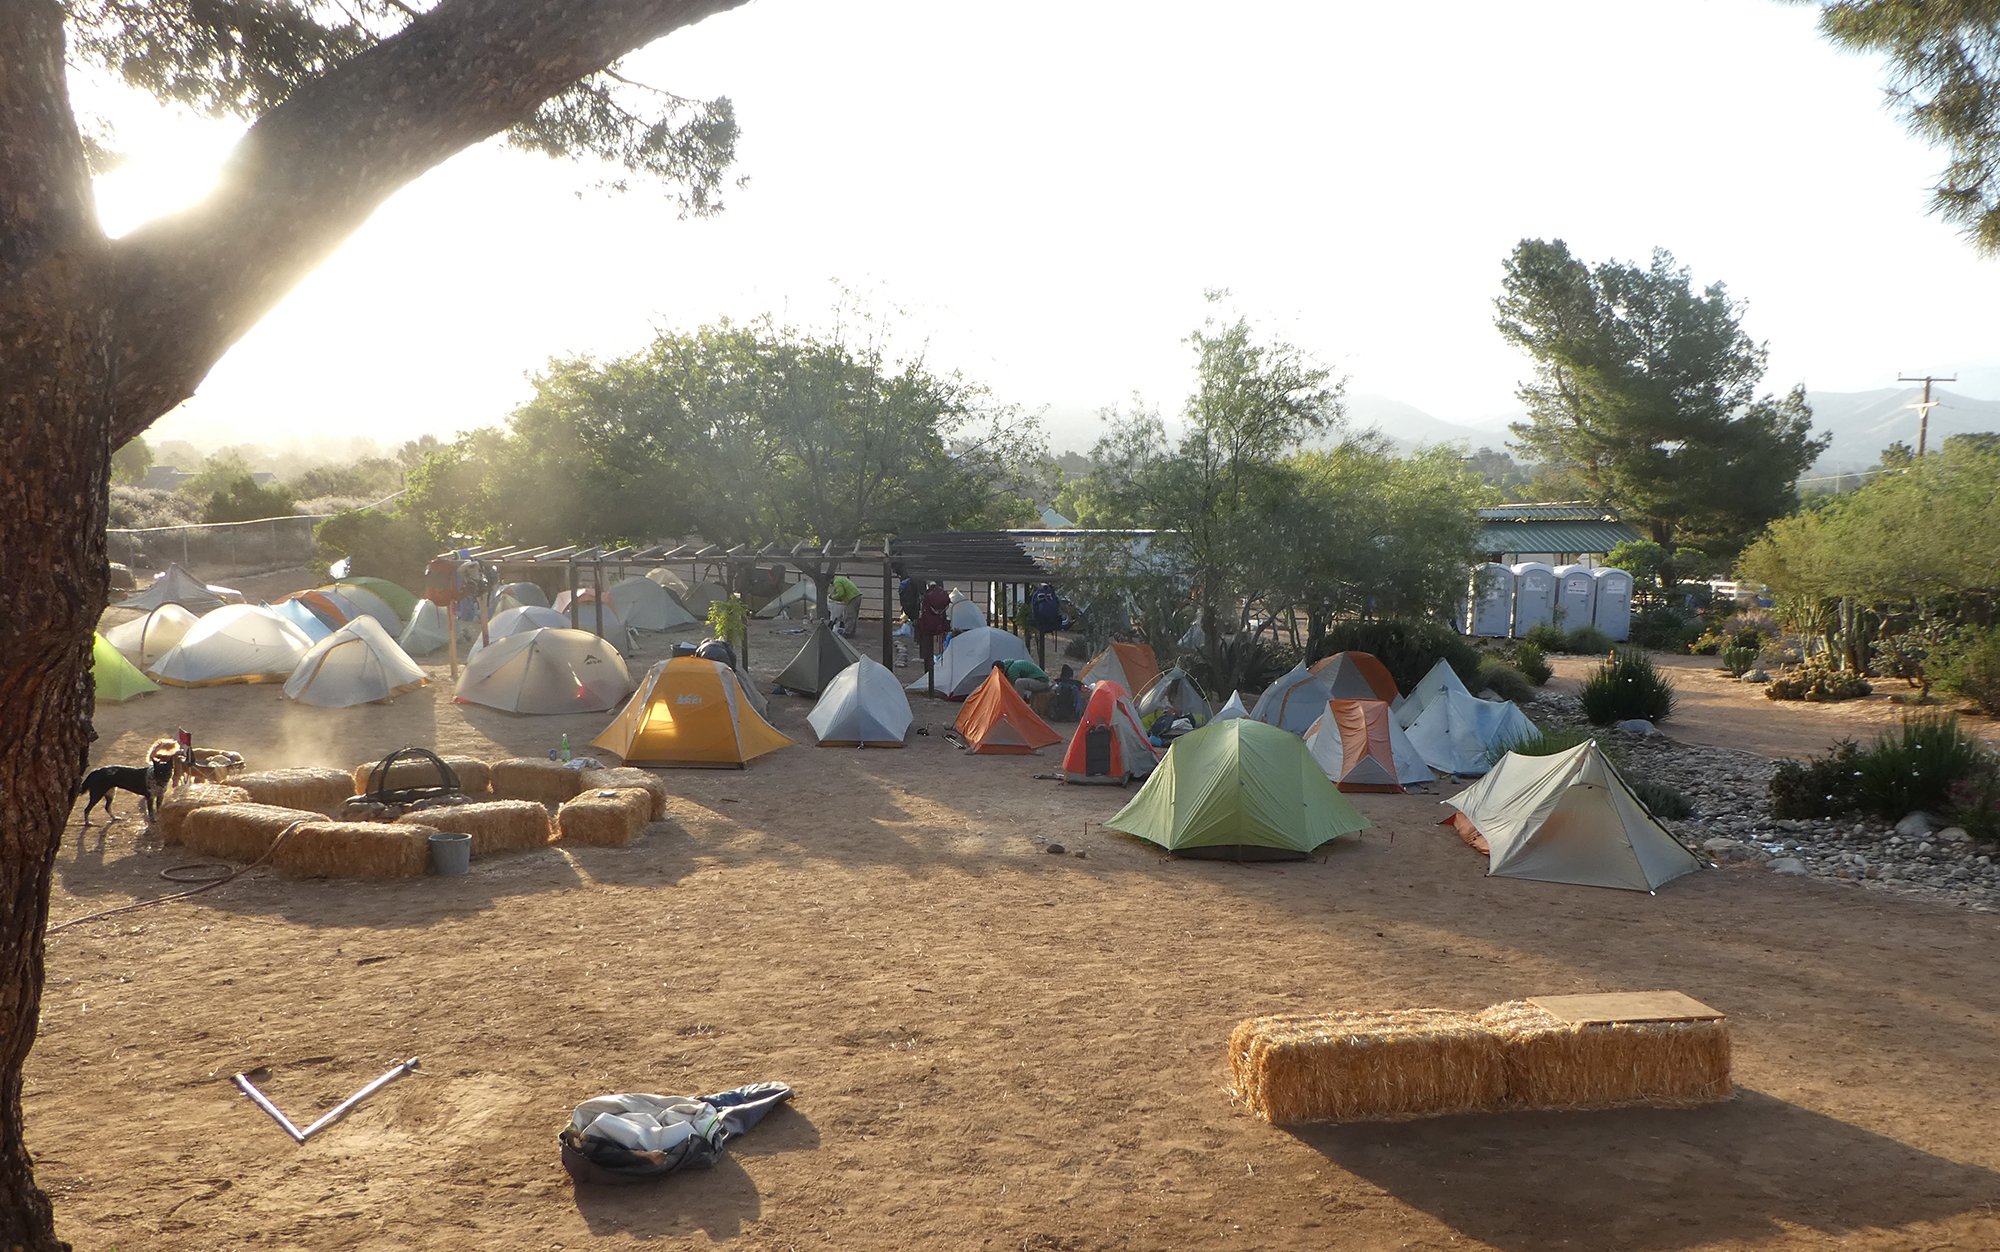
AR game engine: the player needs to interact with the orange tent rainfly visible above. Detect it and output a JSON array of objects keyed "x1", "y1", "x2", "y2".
[
  {"x1": 1078, "y1": 642, "x2": 1160, "y2": 701},
  {"x1": 593, "y1": 656, "x2": 793, "y2": 768},
  {"x1": 1303, "y1": 699, "x2": 1431, "y2": 792},
  {"x1": 955, "y1": 665, "x2": 1063, "y2": 754},
  {"x1": 1308, "y1": 651, "x2": 1399, "y2": 703},
  {"x1": 1062, "y1": 681, "x2": 1160, "y2": 785}
]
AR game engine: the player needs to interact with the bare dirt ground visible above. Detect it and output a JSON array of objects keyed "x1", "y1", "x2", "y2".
[{"x1": 28, "y1": 586, "x2": 2000, "y2": 1251}]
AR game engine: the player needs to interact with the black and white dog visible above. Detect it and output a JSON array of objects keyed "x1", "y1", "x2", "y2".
[{"x1": 76, "y1": 755, "x2": 174, "y2": 826}]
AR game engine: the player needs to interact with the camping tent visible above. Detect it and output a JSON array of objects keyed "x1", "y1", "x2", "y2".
[
  {"x1": 398, "y1": 599, "x2": 451, "y2": 655},
  {"x1": 323, "y1": 582, "x2": 402, "y2": 632},
  {"x1": 908, "y1": 626, "x2": 1031, "y2": 699},
  {"x1": 1211, "y1": 690, "x2": 1249, "y2": 722},
  {"x1": 1308, "y1": 651, "x2": 1400, "y2": 704},
  {"x1": 1304, "y1": 699, "x2": 1433, "y2": 791},
  {"x1": 1443, "y1": 740, "x2": 1703, "y2": 892},
  {"x1": 1062, "y1": 681, "x2": 1160, "y2": 784},
  {"x1": 1137, "y1": 668, "x2": 1211, "y2": 726},
  {"x1": 1250, "y1": 663, "x2": 1334, "y2": 735},
  {"x1": 777, "y1": 621, "x2": 862, "y2": 695},
  {"x1": 1403, "y1": 688, "x2": 1539, "y2": 776},
  {"x1": 1397, "y1": 658, "x2": 1474, "y2": 730},
  {"x1": 150, "y1": 605, "x2": 316, "y2": 687},
  {"x1": 106, "y1": 603, "x2": 198, "y2": 668},
  {"x1": 645, "y1": 567, "x2": 690, "y2": 594},
  {"x1": 732, "y1": 662, "x2": 770, "y2": 720},
  {"x1": 454, "y1": 628, "x2": 632, "y2": 714},
  {"x1": 753, "y1": 579, "x2": 817, "y2": 619},
  {"x1": 1078, "y1": 642, "x2": 1160, "y2": 701},
  {"x1": 117, "y1": 563, "x2": 237, "y2": 613},
  {"x1": 92, "y1": 632, "x2": 159, "y2": 702},
  {"x1": 1104, "y1": 719, "x2": 1371, "y2": 858},
  {"x1": 593, "y1": 656, "x2": 793, "y2": 767},
  {"x1": 681, "y1": 582, "x2": 729, "y2": 617},
  {"x1": 491, "y1": 581, "x2": 551, "y2": 613},
  {"x1": 606, "y1": 575, "x2": 697, "y2": 631},
  {"x1": 284, "y1": 617, "x2": 429, "y2": 707},
  {"x1": 336, "y1": 576, "x2": 418, "y2": 623},
  {"x1": 808, "y1": 658, "x2": 913, "y2": 747},
  {"x1": 948, "y1": 597, "x2": 986, "y2": 631},
  {"x1": 554, "y1": 590, "x2": 632, "y2": 647},
  {"x1": 473, "y1": 605, "x2": 570, "y2": 655},
  {"x1": 955, "y1": 665, "x2": 1063, "y2": 754},
  {"x1": 268, "y1": 595, "x2": 336, "y2": 642}
]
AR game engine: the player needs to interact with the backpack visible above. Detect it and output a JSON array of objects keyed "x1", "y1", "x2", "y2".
[
  {"x1": 1031, "y1": 583, "x2": 1063, "y2": 633},
  {"x1": 1046, "y1": 678, "x2": 1086, "y2": 722}
]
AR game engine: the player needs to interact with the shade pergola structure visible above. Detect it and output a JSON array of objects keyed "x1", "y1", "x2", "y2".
[{"x1": 887, "y1": 531, "x2": 1056, "y2": 689}]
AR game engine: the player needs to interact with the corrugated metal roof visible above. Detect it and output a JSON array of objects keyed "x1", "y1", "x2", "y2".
[
  {"x1": 1476, "y1": 503, "x2": 1622, "y2": 521},
  {"x1": 1475, "y1": 519, "x2": 1643, "y2": 554}
]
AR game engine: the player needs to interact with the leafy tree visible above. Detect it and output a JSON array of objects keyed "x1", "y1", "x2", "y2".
[
  {"x1": 1463, "y1": 445, "x2": 1532, "y2": 493},
  {"x1": 1806, "y1": 2, "x2": 2000, "y2": 251},
  {"x1": 202, "y1": 474, "x2": 296, "y2": 523},
  {"x1": 0, "y1": 3, "x2": 752, "y2": 1244},
  {"x1": 288, "y1": 457, "x2": 400, "y2": 502},
  {"x1": 1495, "y1": 238, "x2": 1829, "y2": 557},
  {"x1": 108, "y1": 436, "x2": 150, "y2": 485},
  {"x1": 313, "y1": 510, "x2": 440, "y2": 595}
]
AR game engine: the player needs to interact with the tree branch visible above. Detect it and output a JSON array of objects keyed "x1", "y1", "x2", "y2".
[{"x1": 0, "y1": 1, "x2": 99, "y2": 276}]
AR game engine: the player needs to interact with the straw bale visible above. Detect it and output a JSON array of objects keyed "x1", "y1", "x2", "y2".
[
  {"x1": 181, "y1": 803, "x2": 320, "y2": 863},
  {"x1": 1477, "y1": 1000, "x2": 1733, "y2": 1111},
  {"x1": 577, "y1": 767, "x2": 668, "y2": 820},
  {"x1": 1229, "y1": 1009, "x2": 1506, "y2": 1124},
  {"x1": 556, "y1": 788, "x2": 653, "y2": 847},
  {"x1": 350, "y1": 755, "x2": 491, "y2": 797},
  {"x1": 396, "y1": 800, "x2": 552, "y2": 857},
  {"x1": 270, "y1": 821, "x2": 435, "y2": 880},
  {"x1": 490, "y1": 758, "x2": 585, "y2": 807},
  {"x1": 155, "y1": 784, "x2": 251, "y2": 846},
  {"x1": 232, "y1": 767, "x2": 355, "y2": 816}
]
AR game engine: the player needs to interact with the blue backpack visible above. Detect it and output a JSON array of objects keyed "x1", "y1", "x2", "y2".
[{"x1": 1032, "y1": 584, "x2": 1063, "y2": 633}]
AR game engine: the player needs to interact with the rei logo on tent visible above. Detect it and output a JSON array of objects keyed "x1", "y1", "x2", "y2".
[{"x1": 676, "y1": 693, "x2": 704, "y2": 705}]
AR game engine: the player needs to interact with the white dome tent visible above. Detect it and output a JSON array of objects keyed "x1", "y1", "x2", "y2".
[
  {"x1": 106, "y1": 603, "x2": 199, "y2": 668},
  {"x1": 454, "y1": 628, "x2": 633, "y2": 714},
  {"x1": 906, "y1": 626, "x2": 1030, "y2": 699},
  {"x1": 150, "y1": 605, "x2": 315, "y2": 687},
  {"x1": 808, "y1": 658, "x2": 913, "y2": 747},
  {"x1": 605, "y1": 574, "x2": 697, "y2": 631},
  {"x1": 284, "y1": 617, "x2": 429, "y2": 707}
]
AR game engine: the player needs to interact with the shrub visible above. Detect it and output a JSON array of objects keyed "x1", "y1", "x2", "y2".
[
  {"x1": 1512, "y1": 641, "x2": 1551, "y2": 685},
  {"x1": 312, "y1": 509, "x2": 437, "y2": 595},
  {"x1": 1484, "y1": 726, "x2": 1596, "y2": 766},
  {"x1": 1564, "y1": 624, "x2": 1615, "y2": 654},
  {"x1": 1476, "y1": 658, "x2": 1537, "y2": 704},
  {"x1": 1769, "y1": 740, "x2": 1863, "y2": 819},
  {"x1": 1939, "y1": 626, "x2": 2000, "y2": 715},
  {"x1": 1519, "y1": 621, "x2": 1568, "y2": 654},
  {"x1": 1851, "y1": 713, "x2": 1990, "y2": 820},
  {"x1": 1689, "y1": 628, "x2": 1730, "y2": 656},
  {"x1": 203, "y1": 474, "x2": 295, "y2": 523},
  {"x1": 1579, "y1": 650, "x2": 1677, "y2": 724},
  {"x1": 1185, "y1": 633, "x2": 1293, "y2": 699},
  {"x1": 1765, "y1": 664, "x2": 1872, "y2": 702},
  {"x1": 1720, "y1": 646, "x2": 1758, "y2": 678},
  {"x1": 1950, "y1": 767, "x2": 2000, "y2": 844},
  {"x1": 1628, "y1": 777, "x2": 1695, "y2": 819},
  {"x1": 107, "y1": 485, "x2": 202, "y2": 530},
  {"x1": 1627, "y1": 606, "x2": 1700, "y2": 652},
  {"x1": 1311, "y1": 619, "x2": 1482, "y2": 693},
  {"x1": 1732, "y1": 626, "x2": 1767, "y2": 652}
]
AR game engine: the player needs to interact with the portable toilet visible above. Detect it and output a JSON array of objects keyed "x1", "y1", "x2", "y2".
[
  {"x1": 1553, "y1": 564, "x2": 1596, "y2": 633},
  {"x1": 1467, "y1": 564, "x2": 1515, "y2": 637},
  {"x1": 1592, "y1": 567, "x2": 1633, "y2": 642},
  {"x1": 1511, "y1": 563, "x2": 1556, "y2": 637}
]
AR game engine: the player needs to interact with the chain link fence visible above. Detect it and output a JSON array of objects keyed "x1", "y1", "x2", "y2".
[{"x1": 108, "y1": 515, "x2": 330, "y2": 584}]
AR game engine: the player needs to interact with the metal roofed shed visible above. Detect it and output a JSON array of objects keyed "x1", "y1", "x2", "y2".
[{"x1": 1474, "y1": 504, "x2": 1642, "y2": 569}]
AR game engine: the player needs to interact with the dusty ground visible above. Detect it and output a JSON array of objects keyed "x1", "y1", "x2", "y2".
[{"x1": 27, "y1": 585, "x2": 2000, "y2": 1251}]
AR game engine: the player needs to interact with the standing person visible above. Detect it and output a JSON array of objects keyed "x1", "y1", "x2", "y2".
[
  {"x1": 897, "y1": 567, "x2": 922, "y2": 627},
  {"x1": 828, "y1": 572, "x2": 863, "y2": 637},
  {"x1": 919, "y1": 581, "x2": 951, "y2": 641}
]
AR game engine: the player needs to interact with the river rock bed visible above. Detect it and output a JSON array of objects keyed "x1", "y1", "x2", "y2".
[{"x1": 1523, "y1": 689, "x2": 2000, "y2": 912}]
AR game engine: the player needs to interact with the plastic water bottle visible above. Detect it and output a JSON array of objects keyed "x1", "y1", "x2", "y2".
[{"x1": 559, "y1": 733, "x2": 571, "y2": 763}]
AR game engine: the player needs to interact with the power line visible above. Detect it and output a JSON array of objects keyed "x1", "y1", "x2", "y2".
[{"x1": 1898, "y1": 373, "x2": 1956, "y2": 458}]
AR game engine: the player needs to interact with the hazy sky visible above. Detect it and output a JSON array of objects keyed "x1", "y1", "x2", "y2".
[{"x1": 87, "y1": 0, "x2": 2000, "y2": 457}]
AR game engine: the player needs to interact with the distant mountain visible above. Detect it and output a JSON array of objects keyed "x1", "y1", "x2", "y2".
[
  {"x1": 1801, "y1": 388, "x2": 2000, "y2": 473},
  {"x1": 1337, "y1": 393, "x2": 1513, "y2": 453}
]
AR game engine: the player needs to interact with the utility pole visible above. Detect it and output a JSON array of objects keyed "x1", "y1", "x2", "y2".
[{"x1": 1898, "y1": 373, "x2": 1955, "y2": 458}]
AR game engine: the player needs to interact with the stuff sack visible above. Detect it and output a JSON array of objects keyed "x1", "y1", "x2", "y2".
[{"x1": 559, "y1": 1082, "x2": 793, "y2": 1184}]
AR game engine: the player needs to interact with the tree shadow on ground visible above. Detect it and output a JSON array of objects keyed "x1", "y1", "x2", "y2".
[
  {"x1": 1291, "y1": 1089, "x2": 2000, "y2": 1251},
  {"x1": 569, "y1": 1103, "x2": 819, "y2": 1240}
]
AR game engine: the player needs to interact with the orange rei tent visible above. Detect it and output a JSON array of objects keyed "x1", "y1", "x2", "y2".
[
  {"x1": 1308, "y1": 650, "x2": 1399, "y2": 703},
  {"x1": 955, "y1": 664, "x2": 1063, "y2": 754},
  {"x1": 1062, "y1": 681, "x2": 1160, "y2": 785},
  {"x1": 1078, "y1": 641, "x2": 1160, "y2": 700}
]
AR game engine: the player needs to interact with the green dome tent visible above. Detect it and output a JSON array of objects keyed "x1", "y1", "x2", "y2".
[
  {"x1": 1104, "y1": 719, "x2": 1371, "y2": 859},
  {"x1": 92, "y1": 632, "x2": 159, "y2": 702}
]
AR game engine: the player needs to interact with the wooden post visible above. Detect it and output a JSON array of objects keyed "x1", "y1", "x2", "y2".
[
  {"x1": 478, "y1": 571, "x2": 491, "y2": 649},
  {"x1": 881, "y1": 557, "x2": 895, "y2": 668},
  {"x1": 568, "y1": 559, "x2": 580, "y2": 630},
  {"x1": 592, "y1": 559, "x2": 606, "y2": 644},
  {"x1": 446, "y1": 611, "x2": 459, "y2": 681}
]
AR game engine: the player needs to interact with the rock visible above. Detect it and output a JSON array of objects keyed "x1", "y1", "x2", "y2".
[
  {"x1": 1896, "y1": 812, "x2": 1941, "y2": 837},
  {"x1": 1045, "y1": 843, "x2": 1066, "y2": 855},
  {"x1": 1938, "y1": 826, "x2": 1971, "y2": 844},
  {"x1": 1771, "y1": 857, "x2": 1809, "y2": 876},
  {"x1": 1615, "y1": 719, "x2": 1663, "y2": 736},
  {"x1": 1745, "y1": 669, "x2": 1770, "y2": 683}
]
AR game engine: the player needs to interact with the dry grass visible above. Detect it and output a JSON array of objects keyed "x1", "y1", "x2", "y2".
[
  {"x1": 556, "y1": 788, "x2": 653, "y2": 848},
  {"x1": 1231, "y1": 999, "x2": 1732, "y2": 1124},
  {"x1": 576, "y1": 767, "x2": 668, "y2": 820},
  {"x1": 396, "y1": 800, "x2": 552, "y2": 857},
  {"x1": 270, "y1": 822, "x2": 437, "y2": 880},
  {"x1": 490, "y1": 758, "x2": 585, "y2": 808},
  {"x1": 232, "y1": 767, "x2": 355, "y2": 816},
  {"x1": 180, "y1": 803, "x2": 320, "y2": 863},
  {"x1": 350, "y1": 755, "x2": 491, "y2": 797},
  {"x1": 155, "y1": 784, "x2": 251, "y2": 846}
]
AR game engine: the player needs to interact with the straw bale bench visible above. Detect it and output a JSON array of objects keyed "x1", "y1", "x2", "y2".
[
  {"x1": 556, "y1": 788, "x2": 653, "y2": 847},
  {"x1": 396, "y1": 800, "x2": 552, "y2": 857},
  {"x1": 181, "y1": 803, "x2": 321, "y2": 862},
  {"x1": 270, "y1": 821, "x2": 439, "y2": 880},
  {"x1": 576, "y1": 767, "x2": 668, "y2": 820},
  {"x1": 233, "y1": 767, "x2": 355, "y2": 816},
  {"x1": 490, "y1": 758, "x2": 585, "y2": 808},
  {"x1": 157, "y1": 784, "x2": 251, "y2": 845},
  {"x1": 1230, "y1": 992, "x2": 1729, "y2": 1124},
  {"x1": 351, "y1": 754, "x2": 491, "y2": 797}
]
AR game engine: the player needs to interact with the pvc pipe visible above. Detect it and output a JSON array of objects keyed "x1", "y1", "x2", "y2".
[{"x1": 233, "y1": 1057, "x2": 420, "y2": 1143}]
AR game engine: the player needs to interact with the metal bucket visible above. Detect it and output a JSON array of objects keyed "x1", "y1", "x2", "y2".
[{"x1": 428, "y1": 830, "x2": 472, "y2": 876}]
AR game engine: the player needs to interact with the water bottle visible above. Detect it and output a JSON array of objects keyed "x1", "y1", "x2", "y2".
[{"x1": 559, "y1": 732, "x2": 571, "y2": 763}]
